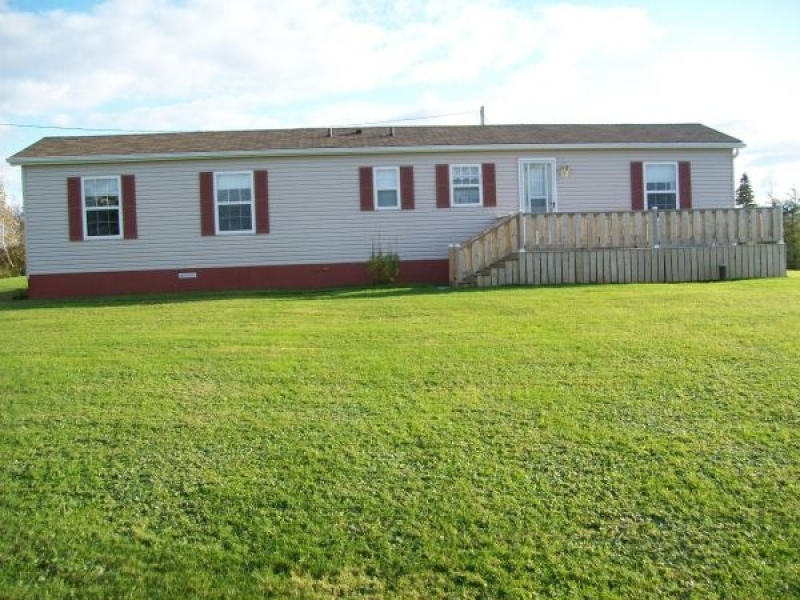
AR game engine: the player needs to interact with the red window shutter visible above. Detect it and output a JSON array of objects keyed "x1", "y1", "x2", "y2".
[
  {"x1": 254, "y1": 170, "x2": 270, "y2": 233},
  {"x1": 359, "y1": 167, "x2": 374, "y2": 211},
  {"x1": 630, "y1": 162, "x2": 644, "y2": 210},
  {"x1": 678, "y1": 162, "x2": 692, "y2": 209},
  {"x1": 482, "y1": 163, "x2": 497, "y2": 207},
  {"x1": 435, "y1": 164, "x2": 450, "y2": 208},
  {"x1": 67, "y1": 177, "x2": 83, "y2": 241},
  {"x1": 121, "y1": 175, "x2": 137, "y2": 239},
  {"x1": 400, "y1": 166, "x2": 415, "y2": 210},
  {"x1": 199, "y1": 172, "x2": 215, "y2": 235}
]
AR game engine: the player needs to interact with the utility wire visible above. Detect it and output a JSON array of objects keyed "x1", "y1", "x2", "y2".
[
  {"x1": 342, "y1": 109, "x2": 476, "y2": 127},
  {"x1": 0, "y1": 109, "x2": 479, "y2": 134},
  {"x1": 0, "y1": 123, "x2": 175, "y2": 134}
]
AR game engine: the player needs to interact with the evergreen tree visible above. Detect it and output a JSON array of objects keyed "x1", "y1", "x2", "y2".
[{"x1": 736, "y1": 173, "x2": 756, "y2": 207}]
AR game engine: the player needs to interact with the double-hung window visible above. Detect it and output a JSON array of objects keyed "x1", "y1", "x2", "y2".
[
  {"x1": 83, "y1": 176, "x2": 122, "y2": 238},
  {"x1": 450, "y1": 165, "x2": 482, "y2": 206},
  {"x1": 645, "y1": 163, "x2": 678, "y2": 210},
  {"x1": 374, "y1": 167, "x2": 400, "y2": 209},
  {"x1": 215, "y1": 171, "x2": 254, "y2": 233}
]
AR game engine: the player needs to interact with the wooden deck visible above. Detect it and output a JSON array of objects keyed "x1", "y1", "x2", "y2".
[{"x1": 449, "y1": 208, "x2": 786, "y2": 287}]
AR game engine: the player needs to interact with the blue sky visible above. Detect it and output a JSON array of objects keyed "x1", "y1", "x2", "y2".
[{"x1": 2, "y1": 0, "x2": 799, "y2": 205}]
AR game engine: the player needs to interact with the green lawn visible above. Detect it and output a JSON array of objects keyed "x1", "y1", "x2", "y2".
[
  {"x1": 1, "y1": 276, "x2": 798, "y2": 598},
  {"x1": 0, "y1": 276, "x2": 26, "y2": 301}
]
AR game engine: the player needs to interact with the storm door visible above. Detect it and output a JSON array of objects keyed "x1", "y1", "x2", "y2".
[{"x1": 519, "y1": 160, "x2": 556, "y2": 213}]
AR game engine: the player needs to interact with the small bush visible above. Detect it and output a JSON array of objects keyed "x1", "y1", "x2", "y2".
[
  {"x1": 366, "y1": 250, "x2": 400, "y2": 284},
  {"x1": 0, "y1": 244, "x2": 25, "y2": 278}
]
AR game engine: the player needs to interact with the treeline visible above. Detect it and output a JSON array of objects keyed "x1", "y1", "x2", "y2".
[{"x1": 1, "y1": 180, "x2": 25, "y2": 277}]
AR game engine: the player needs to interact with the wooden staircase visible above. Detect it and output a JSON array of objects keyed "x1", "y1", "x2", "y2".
[
  {"x1": 448, "y1": 213, "x2": 520, "y2": 288},
  {"x1": 457, "y1": 255, "x2": 523, "y2": 288}
]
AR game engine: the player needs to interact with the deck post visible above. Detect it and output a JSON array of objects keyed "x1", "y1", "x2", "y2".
[
  {"x1": 650, "y1": 208, "x2": 661, "y2": 248},
  {"x1": 776, "y1": 206, "x2": 785, "y2": 244},
  {"x1": 519, "y1": 211, "x2": 527, "y2": 252},
  {"x1": 448, "y1": 244, "x2": 461, "y2": 287}
]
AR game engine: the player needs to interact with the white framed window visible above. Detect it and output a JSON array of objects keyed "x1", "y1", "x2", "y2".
[
  {"x1": 82, "y1": 176, "x2": 122, "y2": 239},
  {"x1": 645, "y1": 162, "x2": 678, "y2": 210},
  {"x1": 215, "y1": 171, "x2": 254, "y2": 234},
  {"x1": 374, "y1": 167, "x2": 400, "y2": 210},
  {"x1": 450, "y1": 165, "x2": 482, "y2": 206}
]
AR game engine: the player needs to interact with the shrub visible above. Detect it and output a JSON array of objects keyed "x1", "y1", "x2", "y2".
[
  {"x1": 366, "y1": 249, "x2": 400, "y2": 284},
  {"x1": 0, "y1": 243, "x2": 25, "y2": 277}
]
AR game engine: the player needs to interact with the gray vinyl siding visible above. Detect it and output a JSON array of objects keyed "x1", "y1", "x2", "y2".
[
  {"x1": 552, "y1": 149, "x2": 734, "y2": 211},
  {"x1": 22, "y1": 148, "x2": 735, "y2": 275}
]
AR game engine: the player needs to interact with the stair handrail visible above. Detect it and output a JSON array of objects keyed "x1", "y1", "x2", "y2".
[{"x1": 449, "y1": 212, "x2": 521, "y2": 285}]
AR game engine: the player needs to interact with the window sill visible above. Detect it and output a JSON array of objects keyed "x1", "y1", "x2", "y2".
[{"x1": 214, "y1": 230, "x2": 257, "y2": 236}]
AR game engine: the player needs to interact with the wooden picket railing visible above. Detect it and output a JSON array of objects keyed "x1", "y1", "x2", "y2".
[
  {"x1": 449, "y1": 207, "x2": 785, "y2": 286},
  {"x1": 520, "y1": 207, "x2": 783, "y2": 250},
  {"x1": 448, "y1": 212, "x2": 518, "y2": 286}
]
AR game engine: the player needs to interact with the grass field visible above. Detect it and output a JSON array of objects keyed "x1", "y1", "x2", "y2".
[{"x1": 1, "y1": 275, "x2": 798, "y2": 598}]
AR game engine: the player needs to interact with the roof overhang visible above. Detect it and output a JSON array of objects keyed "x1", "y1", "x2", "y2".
[{"x1": 7, "y1": 141, "x2": 746, "y2": 166}]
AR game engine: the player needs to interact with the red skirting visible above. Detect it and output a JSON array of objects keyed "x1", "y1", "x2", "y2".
[{"x1": 27, "y1": 259, "x2": 449, "y2": 300}]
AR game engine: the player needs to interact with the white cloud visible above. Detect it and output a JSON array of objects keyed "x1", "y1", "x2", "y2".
[
  {"x1": 472, "y1": 6, "x2": 663, "y2": 124},
  {"x1": 1, "y1": 0, "x2": 798, "y2": 204},
  {"x1": 0, "y1": 1, "x2": 656, "y2": 119},
  {"x1": 1, "y1": 1, "x2": 375, "y2": 113}
]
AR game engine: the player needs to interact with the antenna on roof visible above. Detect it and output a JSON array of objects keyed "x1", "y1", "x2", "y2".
[{"x1": 480, "y1": 105, "x2": 485, "y2": 126}]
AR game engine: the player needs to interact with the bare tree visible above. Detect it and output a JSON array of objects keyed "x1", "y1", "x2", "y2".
[{"x1": 0, "y1": 179, "x2": 25, "y2": 276}]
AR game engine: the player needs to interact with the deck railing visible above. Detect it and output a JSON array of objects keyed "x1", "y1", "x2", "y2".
[{"x1": 449, "y1": 207, "x2": 784, "y2": 285}]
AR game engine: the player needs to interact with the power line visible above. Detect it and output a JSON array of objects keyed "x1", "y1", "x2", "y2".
[
  {"x1": 0, "y1": 108, "x2": 480, "y2": 135},
  {"x1": 342, "y1": 109, "x2": 477, "y2": 127},
  {"x1": 0, "y1": 122, "x2": 174, "y2": 134}
]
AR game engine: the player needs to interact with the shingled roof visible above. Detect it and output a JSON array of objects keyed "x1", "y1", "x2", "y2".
[{"x1": 8, "y1": 123, "x2": 743, "y2": 164}]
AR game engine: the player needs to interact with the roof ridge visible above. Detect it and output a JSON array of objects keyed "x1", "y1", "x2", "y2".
[{"x1": 8, "y1": 123, "x2": 744, "y2": 164}]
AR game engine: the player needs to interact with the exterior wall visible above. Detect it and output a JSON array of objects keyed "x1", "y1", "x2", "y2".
[
  {"x1": 550, "y1": 149, "x2": 734, "y2": 212},
  {"x1": 22, "y1": 148, "x2": 736, "y2": 281},
  {"x1": 27, "y1": 259, "x2": 448, "y2": 300}
]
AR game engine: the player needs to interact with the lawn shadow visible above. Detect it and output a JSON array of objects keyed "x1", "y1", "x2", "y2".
[
  {"x1": 5, "y1": 272, "x2": 787, "y2": 312},
  {"x1": 0, "y1": 280, "x2": 28, "y2": 303},
  {"x1": 0, "y1": 282, "x2": 486, "y2": 312}
]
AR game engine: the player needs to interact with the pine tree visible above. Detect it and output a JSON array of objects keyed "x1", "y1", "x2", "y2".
[{"x1": 736, "y1": 173, "x2": 756, "y2": 207}]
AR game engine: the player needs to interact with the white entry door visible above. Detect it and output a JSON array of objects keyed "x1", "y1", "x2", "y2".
[{"x1": 520, "y1": 160, "x2": 556, "y2": 213}]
